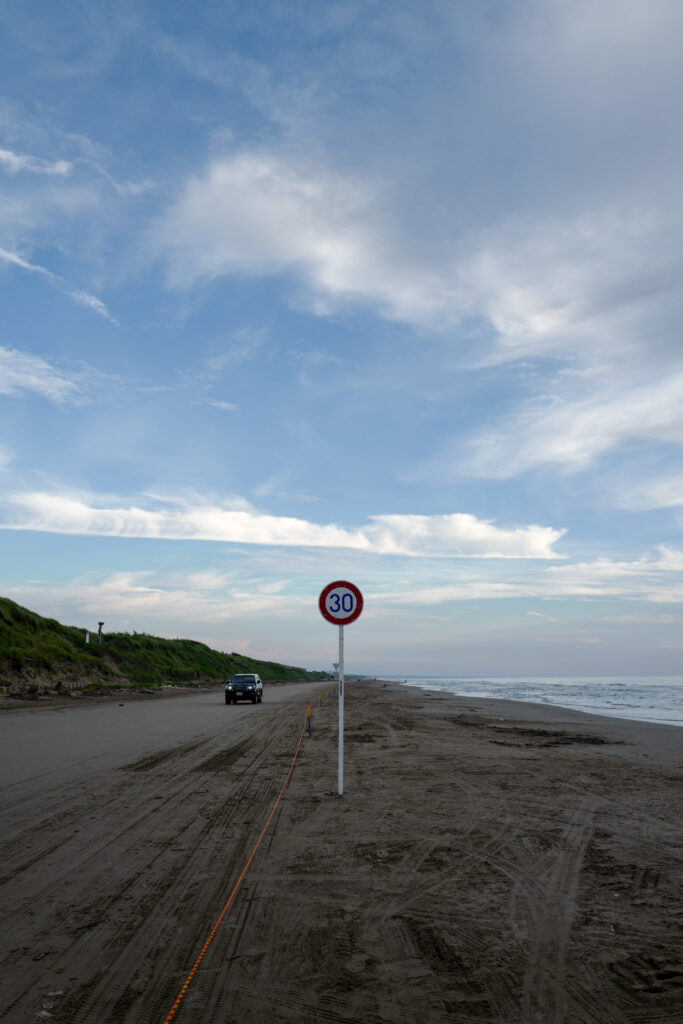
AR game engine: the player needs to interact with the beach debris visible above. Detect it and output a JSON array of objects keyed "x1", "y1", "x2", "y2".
[{"x1": 71, "y1": 918, "x2": 106, "y2": 934}]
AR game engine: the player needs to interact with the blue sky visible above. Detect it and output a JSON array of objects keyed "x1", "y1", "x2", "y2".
[{"x1": 1, "y1": 0, "x2": 682, "y2": 676}]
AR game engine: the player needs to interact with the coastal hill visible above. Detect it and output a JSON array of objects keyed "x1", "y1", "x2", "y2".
[{"x1": 0, "y1": 596, "x2": 329, "y2": 690}]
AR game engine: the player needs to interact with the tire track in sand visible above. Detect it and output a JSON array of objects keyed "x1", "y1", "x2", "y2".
[
  {"x1": 0, "y1": 701, "x2": 302, "y2": 1024},
  {"x1": 515, "y1": 796, "x2": 598, "y2": 1024}
]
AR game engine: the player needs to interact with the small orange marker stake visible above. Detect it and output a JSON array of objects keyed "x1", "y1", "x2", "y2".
[{"x1": 306, "y1": 702, "x2": 312, "y2": 737}]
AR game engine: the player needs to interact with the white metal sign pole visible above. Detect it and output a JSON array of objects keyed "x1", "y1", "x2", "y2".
[
  {"x1": 319, "y1": 580, "x2": 362, "y2": 799},
  {"x1": 338, "y1": 624, "x2": 344, "y2": 796}
]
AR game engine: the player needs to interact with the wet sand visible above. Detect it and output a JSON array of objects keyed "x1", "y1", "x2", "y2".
[{"x1": 1, "y1": 680, "x2": 681, "y2": 1023}]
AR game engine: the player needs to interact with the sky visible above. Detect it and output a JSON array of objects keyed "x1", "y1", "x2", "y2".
[{"x1": 1, "y1": 0, "x2": 682, "y2": 677}]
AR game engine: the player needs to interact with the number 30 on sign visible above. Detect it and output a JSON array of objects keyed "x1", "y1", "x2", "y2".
[{"x1": 318, "y1": 580, "x2": 363, "y2": 626}]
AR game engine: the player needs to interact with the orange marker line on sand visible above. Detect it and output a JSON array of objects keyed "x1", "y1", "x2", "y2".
[{"x1": 161, "y1": 713, "x2": 307, "y2": 1024}]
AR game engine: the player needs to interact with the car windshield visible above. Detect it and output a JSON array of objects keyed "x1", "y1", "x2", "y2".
[{"x1": 231, "y1": 675, "x2": 255, "y2": 683}]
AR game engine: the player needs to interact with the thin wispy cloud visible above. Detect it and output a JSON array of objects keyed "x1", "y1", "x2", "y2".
[
  {"x1": 206, "y1": 399, "x2": 238, "y2": 411},
  {"x1": 461, "y1": 370, "x2": 683, "y2": 478},
  {"x1": 4, "y1": 571, "x2": 302, "y2": 631},
  {"x1": 612, "y1": 475, "x2": 683, "y2": 511},
  {"x1": 88, "y1": 163, "x2": 156, "y2": 197},
  {"x1": 0, "y1": 346, "x2": 82, "y2": 403},
  {"x1": 0, "y1": 248, "x2": 117, "y2": 324},
  {"x1": 0, "y1": 146, "x2": 72, "y2": 177},
  {"x1": 547, "y1": 545, "x2": 683, "y2": 580},
  {"x1": 375, "y1": 546, "x2": 683, "y2": 606}
]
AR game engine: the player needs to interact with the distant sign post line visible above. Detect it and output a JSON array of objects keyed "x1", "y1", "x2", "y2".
[{"x1": 318, "y1": 580, "x2": 363, "y2": 797}]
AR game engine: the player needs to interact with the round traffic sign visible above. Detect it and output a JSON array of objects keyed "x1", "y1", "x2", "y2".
[{"x1": 318, "y1": 580, "x2": 364, "y2": 626}]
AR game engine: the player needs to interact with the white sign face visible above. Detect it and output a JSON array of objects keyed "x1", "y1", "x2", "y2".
[{"x1": 318, "y1": 580, "x2": 363, "y2": 626}]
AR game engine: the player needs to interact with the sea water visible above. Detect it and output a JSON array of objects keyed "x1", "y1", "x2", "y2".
[{"x1": 382, "y1": 676, "x2": 683, "y2": 726}]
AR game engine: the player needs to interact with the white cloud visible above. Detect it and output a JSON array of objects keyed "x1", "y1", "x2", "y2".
[
  {"x1": 0, "y1": 147, "x2": 72, "y2": 176},
  {"x1": 372, "y1": 545, "x2": 683, "y2": 606},
  {"x1": 604, "y1": 613, "x2": 677, "y2": 624},
  {"x1": 463, "y1": 369, "x2": 683, "y2": 477},
  {"x1": 0, "y1": 346, "x2": 82, "y2": 403},
  {"x1": 361, "y1": 513, "x2": 563, "y2": 558},
  {"x1": 458, "y1": 210, "x2": 683, "y2": 365},
  {"x1": 86, "y1": 162, "x2": 156, "y2": 197},
  {"x1": 150, "y1": 0, "x2": 683, "y2": 353},
  {"x1": 4, "y1": 570, "x2": 302, "y2": 629},
  {"x1": 207, "y1": 399, "x2": 238, "y2": 411},
  {"x1": 152, "y1": 148, "x2": 683, "y2": 482},
  {"x1": 612, "y1": 474, "x2": 683, "y2": 511},
  {"x1": 204, "y1": 328, "x2": 268, "y2": 370},
  {"x1": 152, "y1": 154, "x2": 679, "y2": 362},
  {"x1": 21, "y1": 544, "x2": 683, "y2": 625},
  {"x1": 545, "y1": 546, "x2": 683, "y2": 603},
  {"x1": 0, "y1": 248, "x2": 117, "y2": 324},
  {"x1": 377, "y1": 581, "x2": 538, "y2": 605},
  {"x1": 68, "y1": 287, "x2": 116, "y2": 321},
  {"x1": 0, "y1": 490, "x2": 564, "y2": 559},
  {"x1": 150, "y1": 151, "x2": 452, "y2": 326},
  {"x1": 547, "y1": 545, "x2": 683, "y2": 582},
  {"x1": 148, "y1": 0, "x2": 683, "y2": 488}
]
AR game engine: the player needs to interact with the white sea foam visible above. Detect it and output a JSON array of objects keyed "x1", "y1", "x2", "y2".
[{"x1": 383, "y1": 676, "x2": 683, "y2": 726}]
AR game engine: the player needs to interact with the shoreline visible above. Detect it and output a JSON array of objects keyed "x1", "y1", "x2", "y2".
[
  {"x1": 367, "y1": 678, "x2": 683, "y2": 767},
  {"x1": 377, "y1": 675, "x2": 683, "y2": 729},
  {"x1": 375, "y1": 675, "x2": 683, "y2": 727}
]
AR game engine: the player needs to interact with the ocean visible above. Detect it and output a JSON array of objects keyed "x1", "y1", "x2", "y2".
[{"x1": 383, "y1": 676, "x2": 683, "y2": 727}]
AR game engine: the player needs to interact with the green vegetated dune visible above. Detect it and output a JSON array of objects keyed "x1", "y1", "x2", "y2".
[{"x1": 0, "y1": 596, "x2": 329, "y2": 690}]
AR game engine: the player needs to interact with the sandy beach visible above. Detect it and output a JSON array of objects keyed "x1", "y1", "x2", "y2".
[{"x1": 1, "y1": 680, "x2": 681, "y2": 1023}]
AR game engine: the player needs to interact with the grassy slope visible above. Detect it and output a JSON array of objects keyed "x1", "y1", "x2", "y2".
[{"x1": 0, "y1": 597, "x2": 329, "y2": 688}]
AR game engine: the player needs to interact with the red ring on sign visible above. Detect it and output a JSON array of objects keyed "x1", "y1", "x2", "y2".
[{"x1": 318, "y1": 580, "x2": 364, "y2": 626}]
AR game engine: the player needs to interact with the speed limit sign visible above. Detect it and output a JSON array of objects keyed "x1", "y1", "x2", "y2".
[
  {"x1": 318, "y1": 580, "x2": 363, "y2": 798},
  {"x1": 318, "y1": 580, "x2": 363, "y2": 626}
]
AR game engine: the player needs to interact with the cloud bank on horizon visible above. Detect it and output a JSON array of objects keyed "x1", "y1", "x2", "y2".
[{"x1": 0, "y1": 0, "x2": 682, "y2": 674}]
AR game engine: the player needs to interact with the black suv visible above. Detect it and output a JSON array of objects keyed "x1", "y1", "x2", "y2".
[{"x1": 224, "y1": 673, "x2": 263, "y2": 704}]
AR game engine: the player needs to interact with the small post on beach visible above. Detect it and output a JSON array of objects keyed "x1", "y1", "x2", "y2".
[{"x1": 306, "y1": 702, "x2": 312, "y2": 738}]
